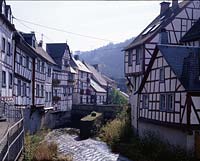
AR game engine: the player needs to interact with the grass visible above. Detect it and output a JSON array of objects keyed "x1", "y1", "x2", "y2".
[
  {"x1": 99, "y1": 107, "x2": 196, "y2": 161},
  {"x1": 24, "y1": 129, "x2": 73, "y2": 161}
]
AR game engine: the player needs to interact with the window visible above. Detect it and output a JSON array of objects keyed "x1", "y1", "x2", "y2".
[
  {"x1": 41, "y1": 62, "x2": 45, "y2": 73},
  {"x1": 81, "y1": 72, "x2": 83, "y2": 78},
  {"x1": 45, "y1": 92, "x2": 48, "y2": 102},
  {"x1": 160, "y1": 94, "x2": 166, "y2": 111},
  {"x1": 63, "y1": 87, "x2": 67, "y2": 96},
  {"x1": 160, "y1": 67, "x2": 165, "y2": 82},
  {"x1": 23, "y1": 83, "x2": 26, "y2": 96},
  {"x1": 2, "y1": 38, "x2": 5, "y2": 52},
  {"x1": 9, "y1": 73, "x2": 12, "y2": 88},
  {"x1": 17, "y1": 79, "x2": 21, "y2": 96},
  {"x1": 128, "y1": 50, "x2": 132, "y2": 66},
  {"x1": 80, "y1": 82, "x2": 83, "y2": 89},
  {"x1": 41, "y1": 85, "x2": 44, "y2": 97},
  {"x1": 64, "y1": 60, "x2": 68, "y2": 66},
  {"x1": 136, "y1": 47, "x2": 142, "y2": 65},
  {"x1": 26, "y1": 56, "x2": 29, "y2": 69},
  {"x1": 142, "y1": 94, "x2": 149, "y2": 109},
  {"x1": 55, "y1": 89, "x2": 58, "y2": 96},
  {"x1": 2, "y1": 71, "x2": 6, "y2": 87},
  {"x1": 7, "y1": 42, "x2": 11, "y2": 56},
  {"x1": 19, "y1": 55, "x2": 23, "y2": 65},
  {"x1": 49, "y1": 92, "x2": 52, "y2": 101},
  {"x1": 36, "y1": 59, "x2": 40, "y2": 71},
  {"x1": 166, "y1": 94, "x2": 174, "y2": 111},
  {"x1": 36, "y1": 84, "x2": 39, "y2": 97},
  {"x1": 48, "y1": 67, "x2": 51, "y2": 77}
]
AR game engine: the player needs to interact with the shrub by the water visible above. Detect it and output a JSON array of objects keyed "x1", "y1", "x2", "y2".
[{"x1": 99, "y1": 107, "x2": 195, "y2": 161}]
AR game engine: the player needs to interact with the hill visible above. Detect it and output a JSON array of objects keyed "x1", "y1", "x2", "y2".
[{"x1": 75, "y1": 38, "x2": 134, "y2": 79}]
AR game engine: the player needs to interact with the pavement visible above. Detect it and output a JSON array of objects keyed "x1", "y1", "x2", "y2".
[
  {"x1": 45, "y1": 128, "x2": 131, "y2": 161},
  {"x1": 0, "y1": 121, "x2": 9, "y2": 141}
]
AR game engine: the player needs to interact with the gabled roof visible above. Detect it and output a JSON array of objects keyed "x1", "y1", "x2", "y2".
[
  {"x1": 46, "y1": 43, "x2": 70, "y2": 66},
  {"x1": 181, "y1": 18, "x2": 200, "y2": 42},
  {"x1": 84, "y1": 63, "x2": 107, "y2": 87},
  {"x1": 138, "y1": 44, "x2": 200, "y2": 93},
  {"x1": 90, "y1": 79, "x2": 106, "y2": 93},
  {"x1": 124, "y1": 1, "x2": 191, "y2": 51},
  {"x1": 35, "y1": 46, "x2": 56, "y2": 65},
  {"x1": 71, "y1": 57, "x2": 91, "y2": 73}
]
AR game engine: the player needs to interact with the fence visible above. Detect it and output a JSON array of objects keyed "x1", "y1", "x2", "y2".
[{"x1": 0, "y1": 101, "x2": 24, "y2": 161}]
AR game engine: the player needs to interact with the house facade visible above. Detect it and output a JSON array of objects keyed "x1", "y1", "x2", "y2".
[
  {"x1": 0, "y1": 0, "x2": 15, "y2": 102},
  {"x1": 13, "y1": 32, "x2": 36, "y2": 108},
  {"x1": 124, "y1": 0, "x2": 200, "y2": 153},
  {"x1": 124, "y1": 0, "x2": 200, "y2": 131},
  {"x1": 71, "y1": 55, "x2": 92, "y2": 104},
  {"x1": 46, "y1": 43, "x2": 75, "y2": 111},
  {"x1": 137, "y1": 44, "x2": 200, "y2": 151},
  {"x1": 84, "y1": 63, "x2": 107, "y2": 104}
]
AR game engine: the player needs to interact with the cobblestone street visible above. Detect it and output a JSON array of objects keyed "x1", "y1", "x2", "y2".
[{"x1": 45, "y1": 128, "x2": 131, "y2": 161}]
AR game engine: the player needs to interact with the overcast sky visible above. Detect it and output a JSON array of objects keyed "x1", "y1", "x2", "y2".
[{"x1": 8, "y1": 1, "x2": 161, "y2": 52}]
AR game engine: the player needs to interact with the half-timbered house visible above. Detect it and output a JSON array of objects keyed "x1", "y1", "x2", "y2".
[
  {"x1": 46, "y1": 43, "x2": 76, "y2": 111},
  {"x1": 70, "y1": 55, "x2": 92, "y2": 104},
  {"x1": 0, "y1": 0, "x2": 15, "y2": 102},
  {"x1": 124, "y1": 0, "x2": 200, "y2": 130},
  {"x1": 13, "y1": 32, "x2": 36, "y2": 109},
  {"x1": 137, "y1": 44, "x2": 200, "y2": 152},
  {"x1": 90, "y1": 79, "x2": 107, "y2": 104},
  {"x1": 21, "y1": 33, "x2": 55, "y2": 109}
]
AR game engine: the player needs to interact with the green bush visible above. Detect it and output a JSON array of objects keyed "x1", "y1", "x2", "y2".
[
  {"x1": 109, "y1": 88, "x2": 128, "y2": 105},
  {"x1": 99, "y1": 107, "x2": 195, "y2": 161}
]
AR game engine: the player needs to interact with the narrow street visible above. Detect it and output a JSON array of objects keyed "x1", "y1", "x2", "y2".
[{"x1": 45, "y1": 128, "x2": 131, "y2": 161}]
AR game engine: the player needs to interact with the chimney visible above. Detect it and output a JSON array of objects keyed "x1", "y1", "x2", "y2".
[
  {"x1": 38, "y1": 40, "x2": 43, "y2": 47},
  {"x1": 159, "y1": 28, "x2": 168, "y2": 44},
  {"x1": 160, "y1": 1, "x2": 170, "y2": 15},
  {"x1": 172, "y1": 0, "x2": 179, "y2": 10},
  {"x1": 93, "y1": 64, "x2": 99, "y2": 72},
  {"x1": 74, "y1": 55, "x2": 79, "y2": 60}
]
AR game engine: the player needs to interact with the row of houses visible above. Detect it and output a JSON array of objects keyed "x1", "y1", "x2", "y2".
[
  {"x1": 0, "y1": 0, "x2": 115, "y2": 116},
  {"x1": 124, "y1": 0, "x2": 200, "y2": 154}
]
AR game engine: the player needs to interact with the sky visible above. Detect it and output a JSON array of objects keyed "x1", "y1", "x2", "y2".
[{"x1": 8, "y1": 1, "x2": 161, "y2": 52}]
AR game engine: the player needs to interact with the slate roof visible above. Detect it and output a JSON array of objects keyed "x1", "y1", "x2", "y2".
[
  {"x1": 46, "y1": 43, "x2": 70, "y2": 67},
  {"x1": 84, "y1": 63, "x2": 107, "y2": 87},
  {"x1": 35, "y1": 46, "x2": 56, "y2": 65},
  {"x1": 90, "y1": 79, "x2": 106, "y2": 93},
  {"x1": 158, "y1": 45, "x2": 200, "y2": 91},
  {"x1": 181, "y1": 18, "x2": 200, "y2": 42},
  {"x1": 124, "y1": 1, "x2": 191, "y2": 51}
]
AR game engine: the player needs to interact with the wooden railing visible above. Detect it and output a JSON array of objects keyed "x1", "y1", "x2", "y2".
[{"x1": 0, "y1": 117, "x2": 24, "y2": 161}]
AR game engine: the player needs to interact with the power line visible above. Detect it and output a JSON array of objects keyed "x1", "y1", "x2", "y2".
[
  {"x1": 15, "y1": 18, "x2": 54, "y2": 42},
  {"x1": 13, "y1": 17, "x2": 115, "y2": 42}
]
